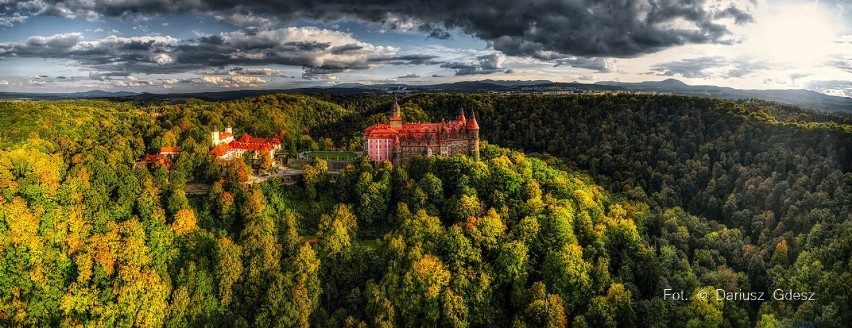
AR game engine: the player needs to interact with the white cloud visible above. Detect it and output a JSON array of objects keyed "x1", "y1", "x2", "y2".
[
  {"x1": 152, "y1": 53, "x2": 174, "y2": 65},
  {"x1": 200, "y1": 71, "x2": 267, "y2": 88},
  {"x1": 0, "y1": 13, "x2": 28, "y2": 27}
]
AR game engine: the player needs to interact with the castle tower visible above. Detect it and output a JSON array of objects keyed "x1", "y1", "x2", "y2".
[
  {"x1": 211, "y1": 125, "x2": 220, "y2": 146},
  {"x1": 457, "y1": 108, "x2": 466, "y2": 125},
  {"x1": 389, "y1": 96, "x2": 403, "y2": 129},
  {"x1": 466, "y1": 111, "x2": 480, "y2": 161}
]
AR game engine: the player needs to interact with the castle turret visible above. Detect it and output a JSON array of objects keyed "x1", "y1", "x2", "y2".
[
  {"x1": 467, "y1": 111, "x2": 480, "y2": 161},
  {"x1": 211, "y1": 125, "x2": 220, "y2": 146},
  {"x1": 466, "y1": 111, "x2": 479, "y2": 131},
  {"x1": 389, "y1": 96, "x2": 403, "y2": 129},
  {"x1": 457, "y1": 108, "x2": 466, "y2": 125}
]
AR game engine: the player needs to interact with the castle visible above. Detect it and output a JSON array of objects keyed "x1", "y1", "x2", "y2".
[
  {"x1": 210, "y1": 126, "x2": 282, "y2": 160},
  {"x1": 363, "y1": 97, "x2": 479, "y2": 166}
]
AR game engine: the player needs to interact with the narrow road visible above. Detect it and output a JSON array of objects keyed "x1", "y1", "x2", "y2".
[{"x1": 248, "y1": 167, "x2": 303, "y2": 185}]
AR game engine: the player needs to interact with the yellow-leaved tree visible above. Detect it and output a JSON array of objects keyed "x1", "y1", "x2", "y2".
[{"x1": 172, "y1": 208, "x2": 198, "y2": 235}]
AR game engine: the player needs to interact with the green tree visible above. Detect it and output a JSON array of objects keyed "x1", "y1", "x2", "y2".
[
  {"x1": 522, "y1": 282, "x2": 567, "y2": 328},
  {"x1": 214, "y1": 236, "x2": 242, "y2": 307},
  {"x1": 543, "y1": 243, "x2": 592, "y2": 315}
]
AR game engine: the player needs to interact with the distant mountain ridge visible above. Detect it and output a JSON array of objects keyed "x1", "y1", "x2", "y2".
[
  {"x1": 1, "y1": 79, "x2": 849, "y2": 114},
  {"x1": 594, "y1": 79, "x2": 851, "y2": 113}
]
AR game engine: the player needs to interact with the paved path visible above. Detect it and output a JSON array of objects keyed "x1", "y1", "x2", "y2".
[
  {"x1": 185, "y1": 183, "x2": 212, "y2": 195},
  {"x1": 248, "y1": 167, "x2": 303, "y2": 185}
]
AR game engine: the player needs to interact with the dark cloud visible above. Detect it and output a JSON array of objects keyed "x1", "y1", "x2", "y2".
[
  {"x1": 649, "y1": 56, "x2": 767, "y2": 79},
  {"x1": 827, "y1": 58, "x2": 852, "y2": 74},
  {"x1": 418, "y1": 24, "x2": 451, "y2": 40},
  {"x1": 0, "y1": 33, "x2": 182, "y2": 75},
  {"x1": 213, "y1": 13, "x2": 273, "y2": 27},
  {"x1": 302, "y1": 67, "x2": 347, "y2": 80},
  {"x1": 20, "y1": 74, "x2": 83, "y2": 84},
  {"x1": 554, "y1": 57, "x2": 616, "y2": 72},
  {"x1": 0, "y1": 27, "x2": 405, "y2": 76},
  {"x1": 330, "y1": 43, "x2": 363, "y2": 54},
  {"x1": 15, "y1": 0, "x2": 755, "y2": 58},
  {"x1": 226, "y1": 67, "x2": 285, "y2": 76},
  {"x1": 442, "y1": 53, "x2": 508, "y2": 76},
  {"x1": 89, "y1": 71, "x2": 132, "y2": 81},
  {"x1": 716, "y1": 6, "x2": 753, "y2": 24},
  {"x1": 280, "y1": 41, "x2": 331, "y2": 52},
  {"x1": 368, "y1": 54, "x2": 439, "y2": 65}
]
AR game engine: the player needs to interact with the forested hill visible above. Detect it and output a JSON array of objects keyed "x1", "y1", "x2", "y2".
[
  {"x1": 0, "y1": 94, "x2": 850, "y2": 327},
  {"x1": 322, "y1": 93, "x2": 852, "y2": 326}
]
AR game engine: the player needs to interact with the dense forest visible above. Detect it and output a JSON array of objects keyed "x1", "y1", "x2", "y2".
[{"x1": 0, "y1": 93, "x2": 849, "y2": 327}]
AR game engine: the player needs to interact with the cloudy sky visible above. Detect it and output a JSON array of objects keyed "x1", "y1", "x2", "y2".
[{"x1": 0, "y1": 0, "x2": 850, "y2": 96}]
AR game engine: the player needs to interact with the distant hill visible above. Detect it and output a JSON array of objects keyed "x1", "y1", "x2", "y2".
[
  {"x1": 1, "y1": 79, "x2": 849, "y2": 114},
  {"x1": 0, "y1": 90, "x2": 141, "y2": 99},
  {"x1": 594, "y1": 79, "x2": 852, "y2": 114}
]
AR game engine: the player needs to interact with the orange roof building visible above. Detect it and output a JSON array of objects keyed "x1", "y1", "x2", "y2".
[
  {"x1": 159, "y1": 146, "x2": 182, "y2": 155},
  {"x1": 364, "y1": 97, "x2": 479, "y2": 165},
  {"x1": 210, "y1": 126, "x2": 282, "y2": 160},
  {"x1": 137, "y1": 154, "x2": 173, "y2": 169},
  {"x1": 137, "y1": 145, "x2": 181, "y2": 170}
]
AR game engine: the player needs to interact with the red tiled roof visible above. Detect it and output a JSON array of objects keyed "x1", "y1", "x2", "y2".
[
  {"x1": 229, "y1": 141, "x2": 271, "y2": 151},
  {"x1": 466, "y1": 117, "x2": 479, "y2": 130},
  {"x1": 364, "y1": 116, "x2": 472, "y2": 139},
  {"x1": 211, "y1": 133, "x2": 280, "y2": 157},
  {"x1": 160, "y1": 146, "x2": 182, "y2": 153},
  {"x1": 219, "y1": 132, "x2": 233, "y2": 139},
  {"x1": 139, "y1": 154, "x2": 172, "y2": 169},
  {"x1": 141, "y1": 154, "x2": 160, "y2": 163},
  {"x1": 211, "y1": 144, "x2": 230, "y2": 157},
  {"x1": 237, "y1": 134, "x2": 281, "y2": 145}
]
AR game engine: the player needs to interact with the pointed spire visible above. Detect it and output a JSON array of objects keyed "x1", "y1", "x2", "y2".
[
  {"x1": 389, "y1": 95, "x2": 403, "y2": 128},
  {"x1": 457, "y1": 107, "x2": 466, "y2": 124},
  {"x1": 391, "y1": 95, "x2": 401, "y2": 118},
  {"x1": 467, "y1": 111, "x2": 479, "y2": 130}
]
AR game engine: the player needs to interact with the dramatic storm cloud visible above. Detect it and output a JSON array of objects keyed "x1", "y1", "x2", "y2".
[
  {"x1": 8, "y1": 0, "x2": 755, "y2": 58},
  {"x1": 0, "y1": 0, "x2": 849, "y2": 94},
  {"x1": 0, "y1": 27, "x2": 406, "y2": 75}
]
